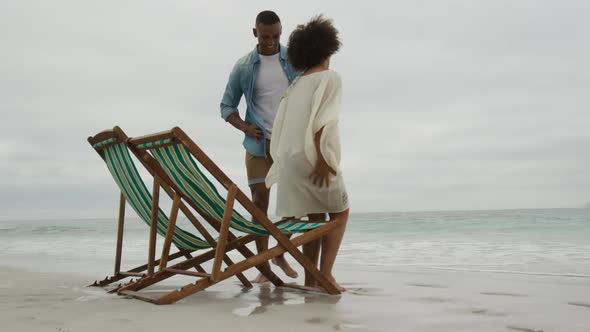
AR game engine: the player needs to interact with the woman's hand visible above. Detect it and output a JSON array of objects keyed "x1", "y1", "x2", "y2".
[
  {"x1": 309, "y1": 158, "x2": 336, "y2": 188},
  {"x1": 309, "y1": 126, "x2": 336, "y2": 188}
]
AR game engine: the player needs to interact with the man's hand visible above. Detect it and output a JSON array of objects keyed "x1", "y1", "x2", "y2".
[
  {"x1": 226, "y1": 113, "x2": 263, "y2": 141},
  {"x1": 242, "y1": 123, "x2": 264, "y2": 141},
  {"x1": 309, "y1": 159, "x2": 336, "y2": 188}
]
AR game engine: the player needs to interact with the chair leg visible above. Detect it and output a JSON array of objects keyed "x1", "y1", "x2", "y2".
[
  {"x1": 178, "y1": 202, "x2": 254, "y2": 287},
  {"x1": 147, "y1": 178, "x2": 160, "y2": 276},
  {"x1": 114, "y1": 192, "x2": 126, "y2": 275},
  {"x1": 209, "y1": 186, "x2": 252, "y2": 287},
  {"x1": 211, "y1": 185, "x2": 236, "y2": 281},
  {"x1": 159, "y1": 194, "x2": 181, "y2": 271}
]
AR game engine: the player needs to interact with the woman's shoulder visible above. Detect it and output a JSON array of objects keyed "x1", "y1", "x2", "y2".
[
  {"x1": 316, "y1": 69, "x2": 340, "y2": 79},
  {"x1": 300, "y1": 69, "x2": 340, "y2": 80},
  {"x1": 320, "y1": 70, "x2": 342, "y2": 89},
  {"x1": 296, "y1": 70, "x2": 341, "y2": 91}
]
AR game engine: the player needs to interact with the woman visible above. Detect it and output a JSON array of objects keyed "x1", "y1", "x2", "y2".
[{"x1": 266, "y1": 15, "x2": 349, "y2": 291}]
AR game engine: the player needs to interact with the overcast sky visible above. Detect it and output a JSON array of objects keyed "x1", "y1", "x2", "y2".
[{"x1": 1, "y1": 0, "x2": 589, "y2": 220}]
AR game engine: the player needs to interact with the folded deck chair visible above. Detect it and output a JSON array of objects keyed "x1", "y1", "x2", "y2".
[
  {"x1": 118, "y1": 127, "x2": 345, "y2": 304},
  {"x1": 87, "y1": 127, "x2": 251, "y2": 289}
]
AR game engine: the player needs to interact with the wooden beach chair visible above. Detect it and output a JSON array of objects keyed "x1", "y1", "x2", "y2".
[
  {"x1": 87, "y1": 127, "x2": 251, "y2": 290},
  {"x1": 117, "y1": 127, "x2": 345, "y2": 304}
]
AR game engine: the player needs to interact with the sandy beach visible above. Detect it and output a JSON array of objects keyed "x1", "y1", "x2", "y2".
[{"x1": 2, "y1": 261, "x2": 589, "y2": 332}]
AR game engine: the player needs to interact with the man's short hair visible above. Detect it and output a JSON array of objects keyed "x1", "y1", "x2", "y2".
[{"x1": 256, "y1": 10, "x2": 281, "y2": 26}]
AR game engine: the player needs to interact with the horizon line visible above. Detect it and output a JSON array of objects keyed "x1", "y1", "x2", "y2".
[{"x1": 1, "y1": 206, "x2": 588, "y2": 222}]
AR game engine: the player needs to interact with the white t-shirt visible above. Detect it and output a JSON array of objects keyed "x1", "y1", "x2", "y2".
[{"x1": 253, "y1": 53, "x2": 289, "y2": 138}]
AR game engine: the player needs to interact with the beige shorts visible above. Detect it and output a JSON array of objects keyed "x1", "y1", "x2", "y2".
[{"x1": 245, "y1": 140, "x2": 273, "y2": 186}]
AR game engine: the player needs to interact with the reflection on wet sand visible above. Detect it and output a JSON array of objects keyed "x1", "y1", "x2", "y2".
[{"x1": 232, "y1": 284, "x2": 342, "y2": 317}]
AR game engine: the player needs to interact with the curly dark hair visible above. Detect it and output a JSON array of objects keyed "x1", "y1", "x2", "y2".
[{"x1": 287, "y1": 15, "x2": 341, "y2": 71}]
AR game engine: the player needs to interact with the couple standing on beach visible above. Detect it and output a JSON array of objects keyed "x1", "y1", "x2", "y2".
[{"x1": 220, "y1": 11, "x2": 349, "y2": 291}]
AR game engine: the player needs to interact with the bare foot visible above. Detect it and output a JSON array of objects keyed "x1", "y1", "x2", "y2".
[
  {"x1": 252, "y1": 273, "x2": 269, "y2": 284},
  {"x1": 272, "y1": 256, "x2": 299, "y2": 278},
  {"x1": 304, "y1": 281, "x2": 319, "y2": 288},
  {"x1": 322, "y1": 274, "x2": 346, "y2": 292},
  {"x1": 252, "y1": 262, "x2": 272, "y2": 284}
]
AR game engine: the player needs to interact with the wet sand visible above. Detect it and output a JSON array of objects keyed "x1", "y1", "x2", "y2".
[{"x1": 1, "y1": 263, "x2": 589, "y2": 331}]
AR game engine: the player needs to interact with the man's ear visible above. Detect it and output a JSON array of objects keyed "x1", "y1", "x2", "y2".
[{"x1": 252, "y1": 28, "x2": 257, "y2": 38}]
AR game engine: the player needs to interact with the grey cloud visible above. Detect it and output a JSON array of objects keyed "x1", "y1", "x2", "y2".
[{"x1": 1, "y1": 0, "x2": 589, "y2": 219}]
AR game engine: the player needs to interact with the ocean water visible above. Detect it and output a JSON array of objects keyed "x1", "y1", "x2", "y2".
[{"x1": 1, "y1": 208, "x2": 589, "y2": 278}]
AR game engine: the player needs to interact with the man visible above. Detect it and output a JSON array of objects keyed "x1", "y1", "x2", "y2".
[{"x1": 220, "y1": 10, "x2": 298, "y2": 283}]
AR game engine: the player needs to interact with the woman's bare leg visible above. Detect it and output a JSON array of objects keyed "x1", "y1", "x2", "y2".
[
  {"x1": 319, "y1": 209, "x2": 349, "y2": 291},
  {"x1": 303, "y1": 213, "x2": 325, "y2": 287}
]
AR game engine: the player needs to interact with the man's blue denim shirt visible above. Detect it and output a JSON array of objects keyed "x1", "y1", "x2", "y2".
[{"x1": 220, "y1": 45, "x2": 298, "y2": 157}]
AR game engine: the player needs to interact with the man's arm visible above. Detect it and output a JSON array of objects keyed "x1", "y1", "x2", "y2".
[{"x1": 220, "y1": 63, "x2": 263, "y2": 141}]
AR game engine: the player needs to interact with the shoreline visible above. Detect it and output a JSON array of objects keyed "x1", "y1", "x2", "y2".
[{"x1": 2, "y1": 207, "x2": 590, "y2": 223}]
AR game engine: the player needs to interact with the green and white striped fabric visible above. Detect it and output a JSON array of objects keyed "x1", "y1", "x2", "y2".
[
  {"x1": 99, "y1": 141, "x2": 210, "y2": 250},
  {"x1": 150, "y1": 144, "x2": 324, "y2": 236},
  {"x1": 93, "y1": 137, "x2": 116, "y2": 149},
  {"x1": 136, "y1": 138, "x2": 174, "y2": 149}
]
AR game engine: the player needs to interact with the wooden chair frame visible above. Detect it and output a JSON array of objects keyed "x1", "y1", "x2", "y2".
[
  {"x1": 87, "y1": 127, "x2": 253, "y2": 290},
  {"x1": 116, "y1": 126, "x2": 344, "y2": 304}
]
